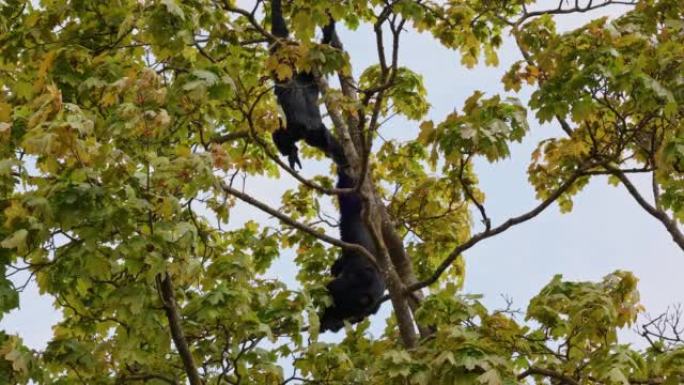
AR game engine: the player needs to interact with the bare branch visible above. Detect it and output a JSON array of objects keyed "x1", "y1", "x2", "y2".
[
  {"x1": 403, "y1": 168, "x2": 586, "y2": 295},
  {"x1": 582, "y1": 167, "x2": 654, "y2": 175},
  {"x1": 604, "y1": 164, "x2": 684, "y2": 251},
  {"x1": 517, "y1": 0, "x2": 636, "y2": 25},
  {"x1": 640, "y1": 305, "x2": 684, "y2": 350},
  {"x1": 220, "y1": 182, "x2": 379, "y2": 268},
  {"x1": 221, "y1": 1, "x2": 276, "y2": 42}
]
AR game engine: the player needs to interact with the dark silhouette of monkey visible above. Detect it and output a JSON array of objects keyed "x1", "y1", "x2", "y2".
[
  {"x1": 269, "y1": 0, "x2": 385, "y2": 332},
  {"x1": 270, "y1": 0, "x2": 345, "y2": 169},
  {"x1": 320, "y1": 167, "x2": 386, "y2": 332}
]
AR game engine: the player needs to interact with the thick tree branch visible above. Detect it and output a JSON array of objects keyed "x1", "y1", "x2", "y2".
[
  {"x1": 365, "y1": 194, "x2": 418, "y2": 347},
  {"x1": 317, "y1": 77, "x2": 360, "y2": 166},
  {"x1": 157, "y1": 274, "x2": 203, "y2": 385},
  {"x1": 372, "y1": 203, "x2": 434, "y2": 339},
  {"x1": 605, "y1": 165, "x2": 684, "y2": 251}
]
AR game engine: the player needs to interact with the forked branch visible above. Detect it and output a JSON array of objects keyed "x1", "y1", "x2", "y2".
[{"x1": 403, "y1": 168, "x2": 586, "y2": 295}]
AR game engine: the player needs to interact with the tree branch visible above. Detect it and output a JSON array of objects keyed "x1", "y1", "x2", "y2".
[
  {"x1": 157, "y1": 274, "x2": 203, "y2": 385},
  {"x1": 517, "y1": 0, "x2": 636, "y2": 25},
  {"x1": 604, "y1": 164, "x2": 684, "y2": 251},
  {"x1": 460, "y1": 156, "x2": 491, "y2": 231},
  {"x1": 582, "y1": 167, "x2": 653, "y2": 175},
  {"x1": 317, "y1": 77, "x2": 361, "y2": 166},
  {"x1": 118, "y1": 373, "x2": 179, "y2": 385},
  {"x1": 518, "y1": 366, "x2": 579, "y2": 385},
  {"x1": 221, "y1": 1, "x2": 276, "y2": 42},
  {"x1": 211, "y1": 130, "x2": 250, "y2": 144},
  {"x1": 403, "y1": 168, "x2": 586, "y2": 295},
  {"x1": 364, "y1": 193, "x2": 418, "y2": 347},
  {"x1": 220, "y1": 182, "x2": 379, "y2": 268}
]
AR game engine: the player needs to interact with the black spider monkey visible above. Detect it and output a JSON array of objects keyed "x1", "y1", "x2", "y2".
[
  {"x1": 320, "y1": 167, "x2": 386, "y2": 332},
  {"x1": 270, "y1": 0, "x2": 345, "y2": 169},
  {"x1": 270, "y1": 0, "x2": 385, "y2": 332}
]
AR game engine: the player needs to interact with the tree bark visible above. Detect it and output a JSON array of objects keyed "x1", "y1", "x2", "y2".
[
  {"x1": 378, "y1": 210, "x2": 431, "y2": 338},
  {"x1": 157, "y1": 274, "x2": 203, "y2": 385},
  {"x1": 364, "y1": 196, "x2": 418, "y2": 348}
]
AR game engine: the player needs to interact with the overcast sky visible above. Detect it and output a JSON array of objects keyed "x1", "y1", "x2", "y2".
[{"x1": 2, "y1": 2, "x2": 682, "y2": 352}]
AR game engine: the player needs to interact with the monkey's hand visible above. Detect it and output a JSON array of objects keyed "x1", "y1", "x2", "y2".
[
  {"x1": 288, "y1": 148, "x2": 302, "y2": 170},
  {"x1": 273, "y1": 129, "x2": 302, "y2": 169}
]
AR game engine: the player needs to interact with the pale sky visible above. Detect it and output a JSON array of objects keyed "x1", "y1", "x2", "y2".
[{"x1": 2, "y1": 2, "x2": 682, "y2": 352}]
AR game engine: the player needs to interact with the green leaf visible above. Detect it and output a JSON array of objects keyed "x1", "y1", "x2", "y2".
[
  {"x1": 607, "y1": 368, "x2": 629, "y2": 385},
  {"x1": 161, "y1": 0, "x2": 185, "y2": 20},
  {"x1": 478, "y1": 370, "x2": 502, "y2": 385},
  {"x1": 1, "y1": 230, "x2": 28, "y2": 253}
]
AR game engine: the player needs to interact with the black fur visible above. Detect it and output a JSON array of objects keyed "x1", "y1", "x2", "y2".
[
  {"x1": 270, "y1": 0, "x2": 345, "y2": 168},
  {"x1": 270, "y1": 0, "x2": 384, "y2": 332},
  {"x1": 320, "y1": 168, "x2": 386, "y2": 332}
]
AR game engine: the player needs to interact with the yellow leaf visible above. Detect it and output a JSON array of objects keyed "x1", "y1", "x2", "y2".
[
  {"x1": 275, "y1": 63, "x2": 294, "y2": 81},
  {"x1": 38, "y1": 51, "x2": 57, "y2": 79},
  {"x1": 101, "y1": 91, "x2": 118, "y2": 107},
  {"x1": 526, "y1": 65, "x2": 540, "y2": 77},
  {"x1": 175, "y1": 145, "x2": 191, "y2": 157},
  {"x1": 264, "y1": 55, "x2": 279, "y2": 72},
  {"x1": 4, "y1": 201, "x2": 29, "y2": 227},
  {"x1": 418, "y1": 120, "x2": 434, "y2": 144},
  {"x1": 27, "y1": 108, "x2": 50, "y2": 129},
  {"x1": 4, "y1": 347, "x2": 28, "y2": 375},
  {"x1": 1, "y1": 229, "x2": 29, "y2": 253},
  {"x1": 159, "y1": 198, "x2": 175, "y2": 218},
  {"x1": 0, "y1": 102, "x2": 11, "y2": 122}
]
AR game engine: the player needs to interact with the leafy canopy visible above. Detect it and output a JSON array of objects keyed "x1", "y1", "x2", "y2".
[{"x1": 0, "y1": 0, "x2": 682, "y2": 384}]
